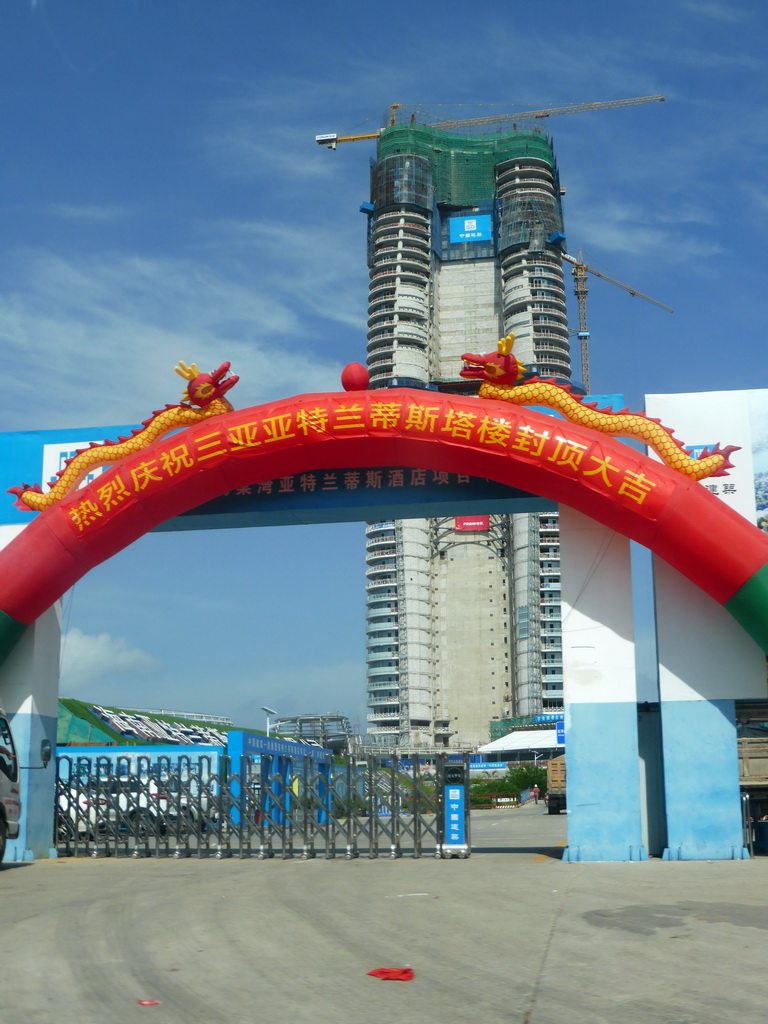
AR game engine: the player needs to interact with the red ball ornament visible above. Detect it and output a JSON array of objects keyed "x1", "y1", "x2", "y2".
[{"x1": 341, "y1": 363, "x2": 370, "y2": 392}]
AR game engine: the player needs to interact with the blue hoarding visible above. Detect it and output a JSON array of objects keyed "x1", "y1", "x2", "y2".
[{"x1": 56, "y1": 744, "x2": 224, "y2": 780}]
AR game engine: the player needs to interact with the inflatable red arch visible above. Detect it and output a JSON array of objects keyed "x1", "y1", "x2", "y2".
[{"x1": 1, "y1": 386, "x2": 767, "y2": 665}]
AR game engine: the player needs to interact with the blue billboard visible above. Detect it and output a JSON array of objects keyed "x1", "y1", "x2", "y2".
[{"x1": 449, "y1": 214, "x2": 492, "y2": 244}]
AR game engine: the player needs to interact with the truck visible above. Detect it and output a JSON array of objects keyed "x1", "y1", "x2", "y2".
[
  {"x1": 546, "y1": 754, "x2": 566, "y2": 814},
  {"x1": 739, "y1": 736, "x2": 768, "y2": 819},
  {"x1": 543, "y1": 740, "x2": 765, "y2": 821},
  {"x1": 0, "y1": 708, "x2": 21, "y2": 863}
]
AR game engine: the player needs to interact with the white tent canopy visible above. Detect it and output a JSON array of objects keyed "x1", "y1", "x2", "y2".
[{"x1": 477, "y1": 729, "x2": 563, "y2": 754}]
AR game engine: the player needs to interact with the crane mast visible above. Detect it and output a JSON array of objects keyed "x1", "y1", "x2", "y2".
[
  {"x1": 569, "y1": 252, "x2": 591, "y2": 394},
  {"x1": 560, "y1": 252, "x2": 673, "y2": 393}
]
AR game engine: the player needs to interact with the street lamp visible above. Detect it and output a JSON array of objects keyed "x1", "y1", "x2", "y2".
[{"x1": 260, "y1": 706, "x2": 278, "y2": 738}]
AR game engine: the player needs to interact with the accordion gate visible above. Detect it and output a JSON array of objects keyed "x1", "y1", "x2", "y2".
[{"x1": 55, "y1": 752, "x2": 470, "y2": 861}]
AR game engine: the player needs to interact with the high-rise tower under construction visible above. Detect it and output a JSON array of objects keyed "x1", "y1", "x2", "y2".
[{"x1": 360, "y1": 116, "x2": 570, "y2": 753}]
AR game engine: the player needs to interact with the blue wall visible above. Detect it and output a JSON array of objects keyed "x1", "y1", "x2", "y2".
[
  {"x1": 6, "y1": 709, "x2": 57, "y2": 862},
  {"x1": 661, "y1": 699, "x2": 748, "y2": 860},
  {"x1": 564, "y1": 702, "x2": 648, "y2": 862}
]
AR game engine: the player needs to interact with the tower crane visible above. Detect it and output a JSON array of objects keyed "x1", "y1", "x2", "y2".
[
  {"x1": 315, "y1": 97, "x2": 671, "y2": 394},
  {"x1": 315, "y1": 95, "x2": 665, "y2": 148},
  {"x1": 560, "y1": 250, "x2": 673, "y2": 394}
]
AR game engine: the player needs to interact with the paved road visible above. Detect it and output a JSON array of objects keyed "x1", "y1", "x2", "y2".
[{"x1": 3, "y1": 803, "x2": 768, "y2": 1024}]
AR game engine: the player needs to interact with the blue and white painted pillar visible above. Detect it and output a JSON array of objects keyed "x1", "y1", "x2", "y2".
[
  {"x1": 1, "y1": 605, "x2": 60, "y2": 862},
  {"x1": 559, "y1": 506, "x2": 647, "y2": 861},
  {"x1": 644, "y1": 387, "x2": 768, "y2": 858},
  {"x1": 653, "y1": 557, "x2": 765, "y2": 860},
  {"x1": 0, "y1": 524, "x2": 59, "y2": 861}
]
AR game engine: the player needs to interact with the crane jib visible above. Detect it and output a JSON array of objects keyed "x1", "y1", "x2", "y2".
[{"x1": 317, "y1": 95, "x2": 666, "y2": 144}]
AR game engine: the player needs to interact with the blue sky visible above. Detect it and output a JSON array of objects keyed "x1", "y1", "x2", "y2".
[{"x1": 2, "y1": 0, "x2": 767, "y2": 731}]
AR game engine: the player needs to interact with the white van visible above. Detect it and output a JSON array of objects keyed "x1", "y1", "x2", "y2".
[{"x1": 0, "y1": 708, "x2": 21, "y2": 863}]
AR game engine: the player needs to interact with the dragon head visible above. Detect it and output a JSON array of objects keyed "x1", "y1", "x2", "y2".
[
  {"x1": 460, "y1": 333, "x2": 529, "y2": 387},
  {"x1": 174, "y1": 360, "x2": 239, "y2": 408}
]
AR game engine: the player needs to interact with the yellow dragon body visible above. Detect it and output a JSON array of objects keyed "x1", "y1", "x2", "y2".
[
  {"x1": 10, "y1": 361, "x2": 239, "y2": 513},
  {"x1": 460, "y1": 335, "x2": 738, "y2": 481},
  {"x1": 9, "y1": 338, "x2": 736, "y2": 517}
]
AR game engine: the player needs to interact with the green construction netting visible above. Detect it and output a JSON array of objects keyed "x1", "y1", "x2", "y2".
[
  {"x1": 57, "y1": 702, "x2": 117, "y2": 746},
  {"x1": 374, "y1": 124, "x2": 555, "y2": 207}
]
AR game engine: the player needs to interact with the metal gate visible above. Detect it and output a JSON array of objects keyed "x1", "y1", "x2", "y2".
[{"x1": 55, "y1": 752, "x2": 469, "y2": 860}]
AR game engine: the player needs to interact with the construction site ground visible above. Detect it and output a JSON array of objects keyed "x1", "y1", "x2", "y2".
[{"x1": 2, "y1": 801, "x2": 767, "y2": 1024}]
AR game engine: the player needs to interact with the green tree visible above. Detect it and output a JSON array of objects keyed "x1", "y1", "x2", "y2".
[
  {"x1": 468, "y1": 773, "x2": 518, "y2": 808},
  {"x1": 505, "y1": 765, "x2": 547, "y2": 794}
]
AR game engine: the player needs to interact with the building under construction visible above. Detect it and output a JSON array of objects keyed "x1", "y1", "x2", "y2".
[
  {"x1": 274, "y1": 714, "x2": 354, "y2": 754},
  {"x1": 359, "y1": 111, "x2": 569, "y2": 753}
]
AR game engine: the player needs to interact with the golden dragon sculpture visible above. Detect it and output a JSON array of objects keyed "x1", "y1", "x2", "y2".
[
  {"x1": 460, "y1": 334, "x2": 738, "y2": 481},
  {"x1": 8, "y1": 337, "x2": 736, "y2": 515},
  {"x1": 10, "y1": 361, "x2": 239, "y2": 512}
]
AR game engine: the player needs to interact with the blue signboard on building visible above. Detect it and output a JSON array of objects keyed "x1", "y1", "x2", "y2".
[
  {"x1": 556, "y1": 720, "x2": 566, "y2": 745},
  {"x1": 228, "y1": 731, "x2": 330, "y2": 764},
  {"x1": 449, "y1": 214, "x2": 492, "y2": 244}
]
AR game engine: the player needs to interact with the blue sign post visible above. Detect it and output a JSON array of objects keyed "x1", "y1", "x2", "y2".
[{"x1": 440, "y1": 761, "x2": 470, "y2": 858}]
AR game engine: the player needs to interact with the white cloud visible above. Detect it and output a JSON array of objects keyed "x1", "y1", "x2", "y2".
[
  {"x1": 49, "y1": 203, "x2": 132, "y2": 222},
  {"x1": 742, "y1": 184, "x2": 768, "y2": 216},
  {"x1": 566, "y1": 196, "x2": 728, "y2": 265},
  {"x1": 208, "y1": 217, "x2": 368, "y2": 329},
  {"x1": 0, "y1": 235, "x2": 366, "y2": 431},
  {"x1": 197, "y1": 75, "x2": 388, "y2": 187},
  {"x1": 59, "y1": 627, "x2": 159, "y2": 693},
  {"x1": 681, "y1": 0, "x2": 749, "y2": 22},
  {"x1": 200, "y1": 116, "x2": 346, "y2": 185}
]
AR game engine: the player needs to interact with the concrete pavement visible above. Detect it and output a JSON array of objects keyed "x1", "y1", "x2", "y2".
[{"x1": 2, "y1": 802, "x2": 768, "y2": 1024}]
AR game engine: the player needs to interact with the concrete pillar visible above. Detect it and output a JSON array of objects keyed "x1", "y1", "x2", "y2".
[
  {"x1": 559, "y1": 506, "x2": 647, "y2": 861},
  {"x1": 653, "y1": 557, "x2": 766, "y2": 860},
  {"x1": 1, "y1": 605, "x2": 60, "y2": 861}
]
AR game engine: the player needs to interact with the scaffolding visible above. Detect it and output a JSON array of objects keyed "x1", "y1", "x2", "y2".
[
  {"x1": 498, "y1": 193, "x2": 564, "y2": 253},
  {"x1": 373, "y1": 124, "x2": 556, "y2": 208},
  {"x1": 370, "y1": 151, "x2": 433, "y2": 211},
  {"x1": 273, "y1": 714, "x2": 353, "y2": 753}
]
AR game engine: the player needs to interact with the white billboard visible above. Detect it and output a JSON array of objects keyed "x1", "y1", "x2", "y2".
[{"x1": 644, "y1": 388, "x2": 768, "y2": 527}]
